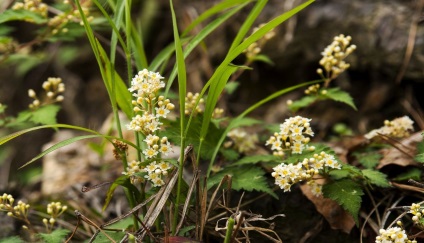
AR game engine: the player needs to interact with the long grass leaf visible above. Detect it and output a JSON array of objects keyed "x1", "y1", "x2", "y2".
[
  {"x1": 181, "y1": 0, "x2": 253, "y2": 36},
  {"x1": 164, "y1": 3, "x2": 248, "y2": 95},
  {"x1": 131, "y1": 22, "x2": 148, "y2": 69},
  {"x1": 170, "y1": 0, "x2": 187, "y2": 234},
  {"x1": 228, "y1": 0, "x2": 267, "y2": 52},
  {"x1": 20, "y1": 135, "x2": 101, "y2": 168}
]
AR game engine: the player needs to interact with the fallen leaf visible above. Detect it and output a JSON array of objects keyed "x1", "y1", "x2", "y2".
[
  {"x1": 300, "y1": 183, "x2": 355, "y2": 234},
  {"x1": 377, "y1": 131, "x2": 423, "y2": 169}
]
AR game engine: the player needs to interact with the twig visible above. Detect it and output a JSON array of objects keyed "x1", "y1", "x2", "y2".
[{"x1": 395, "y1": 0, "x2": 424, "y2": 84}]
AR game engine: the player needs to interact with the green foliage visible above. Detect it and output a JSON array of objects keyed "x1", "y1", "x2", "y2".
[
  {"x1": 0, "y1": 9, "x2": 47, "y2": 24},
  {"x1": 361, "y1": 169, "x2": 391, "y2": 188},
  {"x1": 7, "y1": 105, "x2": 61, "y2": 128},
  {"x1": 289, "y1": 96, "x2": 318, "y2": 112},
  {"x1": 323, "y1": 179, "x2": 364, "y2": 224},
  {"x1": 251, "y1": 54, "x2": 274, "y2": 65},
  {"x1": 209, "y1": 165, "x2": 277, "y2": 198},
  {"x1": 0, "y1": 236, "x2": 25, "y2": 243},
  {"x1": 103, "y1": 176, "x2": 141, "y2": 211},
  {"x1": 37, "y1": 229, "x2": 70, "y2": 243},
  {"x1": 415, "y1": 139, "x2": 424, "y2": 163},
  {"x1": 323, "y1": 88, "x2": 357, "y2": 110},
  {"x1": 231, "y1": 154, "x2": 280, "y2": 166},
  {"x1": 289, "y1": 87, "x2": 357, "y2": 112},
  {"x1": 225, "y1": 82, "x2": 240, "y2": 95},
  {"x1": 393, "y1": 168, "x2": 423, "y2": 181},
  {"x1": 353, "y1": 151, "x2": 382, "y2": 169},
  {"x1": 329, "y1": 164, "x2": 362, "y2": 180},
  {"x1": 92, "y1": 230, "x2": 126, "y2": 243},
  {"x1": 163, "y1": 115, "x2": 224, "y2": 160}
]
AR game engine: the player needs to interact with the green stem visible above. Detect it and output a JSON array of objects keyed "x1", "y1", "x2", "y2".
[{"x1": 224, "y1": 217, "x2": 235, "y2": 243}]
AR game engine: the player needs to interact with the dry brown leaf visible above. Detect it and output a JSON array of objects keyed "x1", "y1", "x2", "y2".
[
  {"x1": 376, "y1": 131, "x2": 423, "y2": 169},
  {"x1": 300, "y1": 183, "x2": 355, "y2": 234}
]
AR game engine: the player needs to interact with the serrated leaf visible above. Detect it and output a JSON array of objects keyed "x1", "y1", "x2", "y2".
[
  {"x1": 323, "y1": 88, "x2": 357, "y2": 110},
  {"x1": 393, "y1": 168, "x2": 422, "y2": 181},
  {"x1": 220, "y1": 148, "x2": 240, "y2": 161},
  {"x1": 415, "y1": 141, "x2": 424, "y2": 163},
  {"x1": 362, "y1": 169, "x2": 391, "y2": 188},
  {"x1": 353, "y1": 152, "x2": 382, "y2": 169},
  {"x1": 415, "y1": 153, "x2": 424, "y2": 163},
  {"x1": 208, "y1": 165, "x2": 277, "y2": 198},
  {"x1": 0, "y1": 9, "x2": 47, "y2": 24},
  {"x1": 0, "y1": 236, "x2": 25, "y2": 243},
  {"x1": 329, "y1": 164, "x2": 361, "y2": 180},
  {"x1": 289, "y1": 96, "x2": 318, "y2": 112},
  {"x1": 232, "y1": 154, "x2": 280, "y2": 166},
  {"x1": 37, "y1": 229, "x2": 70, "y2": 243},
  {"x1": 30, "y1": 105, "x2": 61, "y2": 125},
  {"x1": 322, "y1": 179, "x2": 364, "y2": 224}
]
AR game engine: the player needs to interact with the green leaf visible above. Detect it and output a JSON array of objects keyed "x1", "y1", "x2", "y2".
[
  {"x1": 162, "y1": 115, "x2": 224, "y2": 160},
  {"x1": 225, "y1": 81, "x2": 240, "y2": 95},
  {"x1": 353, "y1": 151, "x2": 382, "y2": 169},
  {"x1": 322, "y1": 179, "x2": 364, "y2": 224},
  {"x1": 103, "y1": 217, "x2": 134, "y2": 230},
  {"x1": 232, "y1": 154, "x2": 280, "y2": 166},
  {"x1": 37, "y1": 229, "x2": 70, "y2": 243},
  {"x1": 329, "y1": 164, "x2": 361, "y2": 180},
  {"x1": 393, "y1": 168, "x2": 422, "y2": 181},
  {"x1": 220, "y1": 148, "x2": 240, "y2": 161},
  {"x1": 92, "y1": 230, "x2": 126, "y2": 243},
  {"x1": 0, "y1": 9, "x2": 47, "y2": 24},
  {"x1": 229, "y1": 117, "x2": 262, "y2": 128},
  {"x1": 209, "y1": 165, "x2": 277, "y2": 199},
  {"x1": 29, "y1": 105, "x2": 61, "y2": 125},
  {"x1": 289, "y1": 96, "x2": 318, "y2": 112},
  {"x1": 322, "y1": 88, "x2": 357, "y2": 110},
  {"x1": 0, "y1": 236, "x2": 25, "y2": 243},
  {"x1": 362, "y1": 169, "x2": 391, "y2": 188},
  {"x1": 251, "y1": 54, "x2": 274, "y2": 65},
  {"x1": 415, "y1": 140, "x2": 424, "y2": 163},
  {"x1": 103, "y1": 176, "x2": 141, "y2": 211},
  {"x1": 20, "y1": 134, "x2": 102, "y2": 168}
]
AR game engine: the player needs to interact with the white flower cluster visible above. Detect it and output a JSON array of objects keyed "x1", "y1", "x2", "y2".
[
  {"x1": 184, "y1": 92, "x2": 224, "y2": 118},
  {"x1": 227, "y1": 128, "x2": 258, "y2": 153},
  {"x1": 365, "y1": 116, "x2": 414, "y2": 140},
  {"x1": 43, "y1": 201, "x2": 67, "y2": 230},
  {"x1": 12, "y1": 0, "x2": 48, "y2": 17},
  {"x1": 409, "y1": 203, "x2": 424, "y2": 224},
  {"x1": 28, "y1": 77, "x2": 65, "y2": 109},
  {"x1": 317, "y1": 34, "x2": 356, "y2": 85},
  {"x1": 126, "y1": 69, "x2": 175, "y2": 187},
  {"x1": 375, "y1": 227, "x2": 412, "y2": 243},
  {"x1": 271, "y1": 151, "x2": 341, "y2": 192},
  {"x1": 123, "y1": 160, "x2": 172, "y2": 187},
  {"x1": 266, "y1": 116, "x2": 314, "y2": 157},
  {"x1": 0, "y1": 193, "x2": 30, "y2": 220}
]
